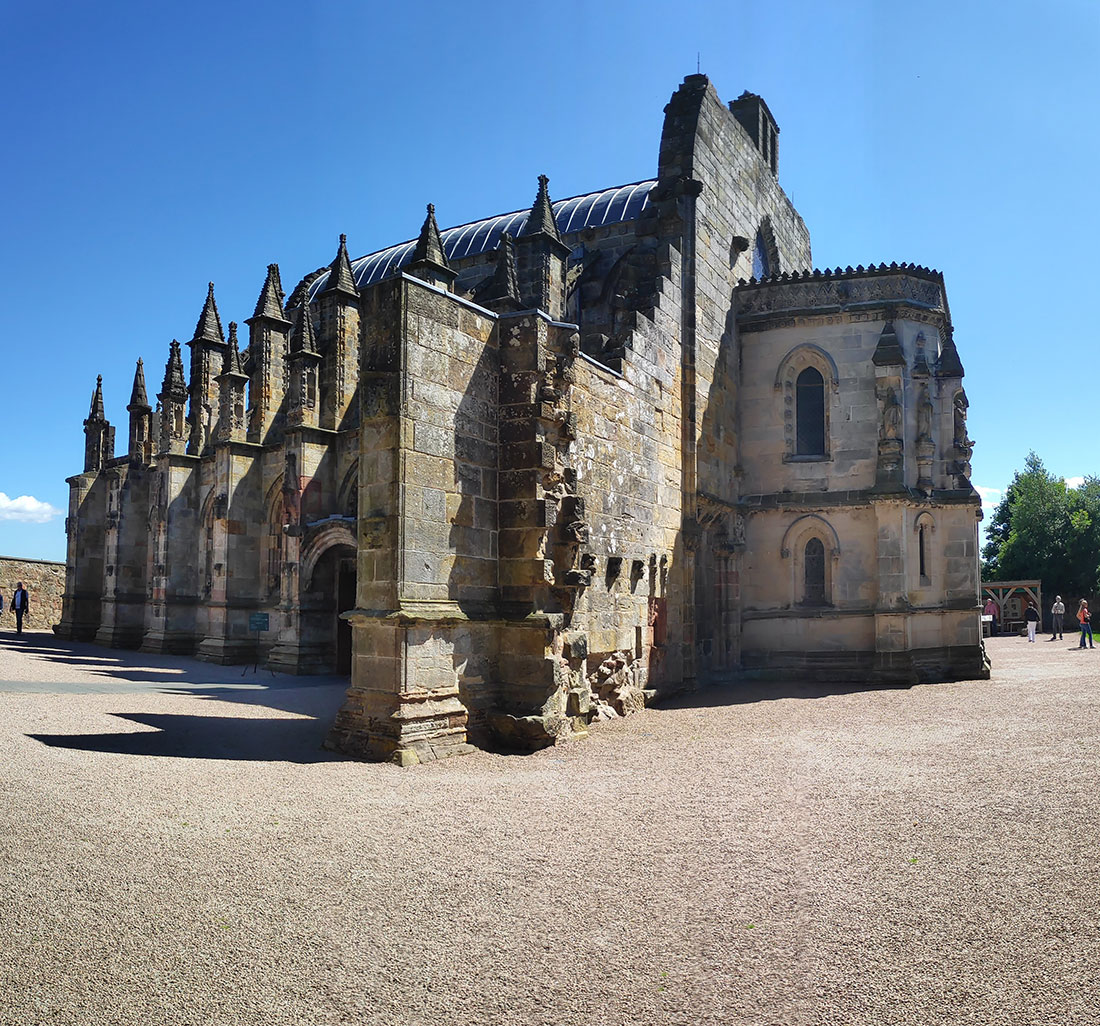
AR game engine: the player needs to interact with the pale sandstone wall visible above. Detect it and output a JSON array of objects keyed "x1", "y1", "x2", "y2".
[
  {"x1": 0, "y1": 556, "x2": 65, "y2": 631},
  {"x1": 400, "y1": 278, "x2": 498, "y2": 606},
  {"x1": 738, "y1": 315, "x2": 956, "y2": 498}
]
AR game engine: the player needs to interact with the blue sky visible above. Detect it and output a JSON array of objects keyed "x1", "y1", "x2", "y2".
[{"x1": 1, "y1": 0, "x2": 1097, "y2": 561}]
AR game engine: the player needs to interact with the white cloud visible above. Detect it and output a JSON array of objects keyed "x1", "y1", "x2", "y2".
[
  {"x1": 0, "y1": 492, "x2": 63, "y2": 523},
  {"x1": 975, "y1": 485, "x2": 1002, "y2": 505},
  {"x1": 1066, "y1": 476, "x2": 1085, "y2": 489}
]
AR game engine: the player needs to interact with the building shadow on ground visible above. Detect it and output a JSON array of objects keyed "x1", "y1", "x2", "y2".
[
  {"x1": 12, "y1": 633, "x2": 352, "y2": 761},
  {"x1": 29, "y1": 709, "x2": 344, "y2": 763}
]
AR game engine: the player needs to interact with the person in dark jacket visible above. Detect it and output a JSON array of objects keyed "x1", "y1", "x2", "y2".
[
  {"x1": 10, "y1": 582, "x2": 28, "y2": 636},
  {"x1": 1025, "y1": 601, "x2": 1039, "y2": 643}
]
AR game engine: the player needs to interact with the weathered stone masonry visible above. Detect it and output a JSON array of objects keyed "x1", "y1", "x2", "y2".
[
  {"x1": 58, "y1": 74, "x2": 988, "y2": 763},
  {"x1": 0, "y1": 557, "x2": 64, "y2": 632}
]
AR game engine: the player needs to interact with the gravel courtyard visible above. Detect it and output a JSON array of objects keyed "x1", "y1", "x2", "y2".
[{"x1": 1, "y1": 631, "x2": 1097, "y2": 1026}]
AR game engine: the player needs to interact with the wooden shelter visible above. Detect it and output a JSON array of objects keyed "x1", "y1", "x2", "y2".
[{"x1": 981, "y1": 580, "x2": 1042, "y2": 635}]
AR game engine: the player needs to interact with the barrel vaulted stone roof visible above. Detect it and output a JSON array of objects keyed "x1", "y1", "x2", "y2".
[{"x1": 306, "y1": 180, "x2": 655, "y2": 301}]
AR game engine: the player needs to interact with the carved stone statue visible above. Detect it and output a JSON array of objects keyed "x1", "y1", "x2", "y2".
[
  {"x1": 731, "y1": 513, "x2": 746, "y2": 548},
  {"x1": 953, "y1": 390, "x2": 969, "y2": 449},
  {"x1": 881, "y1": 387, "x2": 902, "y2": 441},
  {"x1": 918, "y1": 384, "x2": 933, "y2": 441}
]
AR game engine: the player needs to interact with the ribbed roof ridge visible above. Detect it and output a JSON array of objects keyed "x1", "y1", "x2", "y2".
[{"x1": 304, "y1": 180, "x2": 655, "y2": 300}]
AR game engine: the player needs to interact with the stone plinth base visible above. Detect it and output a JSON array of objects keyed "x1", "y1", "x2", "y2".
[
  {"x1": 195, "y1": 636, "x2": 259, "y2": 665},
  {"x1": 54, "y1": 617, "x2": 99, "y2": 642},
  {"x1": 139, "y1": 629, "x2": 198, "y2": 655},
  {"x1": 266, "y1": 640, "x2": 333, "y2": 675},
  {"x1": 93, "y1": 624, "x2": 144, "y2": 649},
  {"x1": 325, "y1": 688, "x2": 474, "y2": 765}
]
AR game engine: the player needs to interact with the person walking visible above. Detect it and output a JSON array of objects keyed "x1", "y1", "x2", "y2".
[
  {"x1": 10, "y1": 581, "x2": 28, "y2": 636},
  {"x1": 1025, "y1": 601, "x2": 1039, "y2": 642},
  {"x1": 1078, "y1": 599, "x2": 1093, "y2": 649},
  {"x1": 1051, "y1": 595, "x2": 1065, "y2": 640}
]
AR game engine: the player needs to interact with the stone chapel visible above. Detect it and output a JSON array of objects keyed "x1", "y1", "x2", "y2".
[{"x1": 57, "y1": 74, "x2": 988, "y2": 764}]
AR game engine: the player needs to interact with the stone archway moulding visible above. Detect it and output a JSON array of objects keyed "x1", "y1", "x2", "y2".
[
  {"x1": 301, "y1": 523, "x2": 357, "y2": 589},
  {"x1": 773, "y1": 344, "x2": 840, "y2": 392},
  {"x1": 780, "y1": 514, "x2": 841, "y2": 560}
]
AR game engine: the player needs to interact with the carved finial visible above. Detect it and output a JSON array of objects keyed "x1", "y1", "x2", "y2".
[
  {"x1": 475, "y1": 231, "x2": 523, "y2": 310},
  {"x1": 410, "y1": 201, "x2": 451, "y2": 273},
  {"x1": 251, "y1": 263, "x2": 287, "y2": 321},
  {"x1": 220, "y1": 322, "x2": 246, "y2": 376},
  {"x1": 323, "y1": 233, "x2": 358, "y2": 296},
  {"x1": 290, "y1": 296, "x2": 318, "y2": 355},
  {"x1": 191, "y1": 281, "x2": 225, "y2": 344},
  {"x1": 161, "y1": 339, "x2": 188, "y2": 401},
  {"x1": 520, "y1": 173, "x2": 561, "y2": 242},
  {"x1": 87, "y1": 375, "x2": 106, "y2": 422},
  {"x1": 128, "y1": 358, "x2": 150, "y2": 410}
]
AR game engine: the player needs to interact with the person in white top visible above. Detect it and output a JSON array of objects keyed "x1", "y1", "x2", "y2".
[{"x1": 1050, "y1": 595, "x2": 1065, "y2": 641}]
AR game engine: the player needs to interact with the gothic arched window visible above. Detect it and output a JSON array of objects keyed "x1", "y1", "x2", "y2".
[
  {"x1": 752, "y1": 231, "x2": 771, "y2": 279},
  {"x1": 796, "y1": 367, "x2": 826, "y2": 456},
  {"x1": 804, "y1": 537, "x2": 826, "y2": 606}
]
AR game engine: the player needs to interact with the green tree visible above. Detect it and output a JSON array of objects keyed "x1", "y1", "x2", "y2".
[{"x1": 981, "y1": 452, "x2": 1100, "y2": 597}]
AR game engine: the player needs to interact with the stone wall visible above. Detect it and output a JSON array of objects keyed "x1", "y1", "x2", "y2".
[{"x1": 0, "y1": 556, "x2": 65, "y2": 631}]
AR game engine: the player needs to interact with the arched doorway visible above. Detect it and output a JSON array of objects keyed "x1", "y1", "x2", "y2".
[{"x1": 302, "y1": 538, "x2": 357, "y2": 675}]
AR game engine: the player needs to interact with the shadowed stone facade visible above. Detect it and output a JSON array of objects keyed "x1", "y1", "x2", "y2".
[{"x1": 57, "y1": 74, "x2": 988, "y2": 764}]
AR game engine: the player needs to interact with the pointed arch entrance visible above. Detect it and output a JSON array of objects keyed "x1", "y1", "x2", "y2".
[{"x1": 300, "y1": 520, "x2": 357, "y2": 674}]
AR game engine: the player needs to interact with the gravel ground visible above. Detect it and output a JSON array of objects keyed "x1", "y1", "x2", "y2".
[{"x1": 1, "y1": 630, "x2": 1098, "y2": 1026}]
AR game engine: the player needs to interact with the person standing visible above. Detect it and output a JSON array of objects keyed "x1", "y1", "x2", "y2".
[
  {"x1": 1078, "y1": 599, "x2": 1093, "y2": 649},
  {"x1": 983, "y1": 597, "x2": 999, "y2": 635},
  {"x1": 1051, "y1": 595, "x2": 1065, "y2": 640},
  {"x1": 10, "y1": 581, "x2": 28, "y2": 636},
  {"x1": 1025, "y1": 601, "x2": 1039, "y2": 642}
]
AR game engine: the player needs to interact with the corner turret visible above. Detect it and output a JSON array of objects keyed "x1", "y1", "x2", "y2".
[
  {"x1": 245, "y1": 263, "x2": 293, "y2": 443},
  {"x1": 83, "y1": 375, "x2": 115, "y2": 472},
  {"x1": 318, "y1": 234, "x2": 360, "y2": 431},
  {"x1": 158, "y1": 340, "x2": 189, "y2": 455},
  {"x1": 216, "y1": 322, "x2": 249, "y2": 443},
  {"x1": 186, "y1": 282, "x2": 228, "y2": 455},
  {"x1": 729, "y1": 90, "x2": 779, "y2": 175},
  {"x1": 126, "y1": 358, "x2": 153, "y2": 464}
]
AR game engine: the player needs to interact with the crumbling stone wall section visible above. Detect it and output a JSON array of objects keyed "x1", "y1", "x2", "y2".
[{"x1": 0, "y1": 556, "x2": 65, "y2": 631}]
